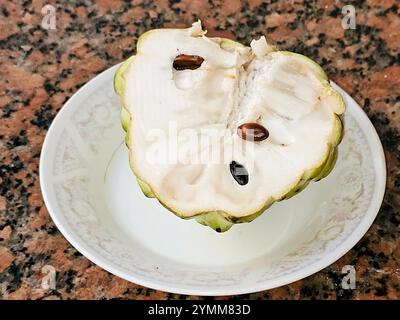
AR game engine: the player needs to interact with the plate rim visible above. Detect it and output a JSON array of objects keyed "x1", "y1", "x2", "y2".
[{"x1": 39, "y1": 65, "x2": 387, "y2": 296}]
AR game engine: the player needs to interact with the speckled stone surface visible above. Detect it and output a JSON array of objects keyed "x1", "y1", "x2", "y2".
[{"x1": 0, "y1": 0, "x2": 399, "y2": 300}]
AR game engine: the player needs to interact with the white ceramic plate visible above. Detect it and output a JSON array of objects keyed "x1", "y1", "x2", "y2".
[{"x1": 40, "y1": 65, "x2": 386, "y2": 296}]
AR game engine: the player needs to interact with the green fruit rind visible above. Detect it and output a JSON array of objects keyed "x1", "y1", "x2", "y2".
[
  {"x1": 121, "y1": 108, "x2": 131, "y2": 148},
  {"x1": 282, "y1": 180, "x2": 310, "y2": 200},
  {"x1": 115, "y1": 34, "x2": 346, "y2": 233},
  {"x1": 332, "y1": 115, "x2": 344, "y2": 146},
  {"x1": 137, "y1": 177, "x2": 155, "y2": 198},
  {"x1": 195, "y1": 212, "x2": 233, "y2": 232},
  {"x1": 283, "y1": 114, "x2": 344, "y2": 201},
  {"x1": 229, "y1": 200, "x2": 274, "y2": 223},
  {"x1": 114, "y1": 56, "x2": 134, "y2": 97},
  {"x1": 121, "y1": 108, "x2": 130, "y2": 132},
  {"x1": 123, "y1": 108, "x2": 155, "y2": 198},
  {"x1": 125, "y1": 130, "x2": 130, "y2": 148},
  {"x1": 315, "y1": 148, "x2": 338, "y2": 181},
  {"x1": 115, "y1": 54, "x2": 157, "y2": 199},
  {"x1": 219, "y1": 38, "x2": 245, "y2": 50},
  {"x1": 194, "y1": 197, "x2": 274, "y2": 232},
  {"x1": 280, "y1": 51, "x2": 329, "y2": 82},
  {"x1": 326, "y1": 85, "x2": 346, "y2": 115}
]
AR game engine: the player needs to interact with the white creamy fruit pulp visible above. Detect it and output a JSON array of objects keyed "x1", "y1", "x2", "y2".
[{"x1": 123, "y1": 21, "x2": 342, "y2": 218}]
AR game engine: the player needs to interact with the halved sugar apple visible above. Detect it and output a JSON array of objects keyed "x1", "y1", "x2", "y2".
[{"x1": 115, "y1": 21, "x2": 345, "y2": 233}]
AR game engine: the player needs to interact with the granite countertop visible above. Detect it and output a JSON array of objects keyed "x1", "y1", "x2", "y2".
[{"x1": 0, "y1": 0, "x2": 399, "y2": 300}]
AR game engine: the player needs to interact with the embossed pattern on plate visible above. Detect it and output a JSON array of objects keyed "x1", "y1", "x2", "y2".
[{"x1": 40, "y1": 65, "x2": 386, "y2": 295}]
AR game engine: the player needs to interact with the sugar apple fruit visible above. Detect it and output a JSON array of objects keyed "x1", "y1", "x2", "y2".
[{"x1": 114, "y1": 21, "x2": 345, "y2": 233}]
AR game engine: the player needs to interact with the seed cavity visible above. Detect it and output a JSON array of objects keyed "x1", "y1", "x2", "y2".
[
  {"x1": 237, "y1": 123, "x2": 269, "y2": 142},
  {"x1": 229, "y1": 161, "x2": 249, "y2": 185},
  {"x1": 173, "y1": 54, "x2": 204, "y2": 70}
]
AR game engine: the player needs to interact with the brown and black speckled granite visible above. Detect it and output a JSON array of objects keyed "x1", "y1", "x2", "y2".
[{"x1": 0, "y1": 0, "x2": 399, "y2": 300}]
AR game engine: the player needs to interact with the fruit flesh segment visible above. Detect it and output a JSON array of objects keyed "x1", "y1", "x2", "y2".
[{"x1": 115, "y1": 22, "x2": 345, "y2": 232}]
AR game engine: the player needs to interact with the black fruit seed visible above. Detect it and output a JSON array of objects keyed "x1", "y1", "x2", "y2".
[{"x1": 229, "y1": 161, "x2": 249, "y2": 185}]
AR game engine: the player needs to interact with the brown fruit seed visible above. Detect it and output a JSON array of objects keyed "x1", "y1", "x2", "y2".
[
  {"x1": 237, "y1": 123, "x2": 269, "y2": 142},
  {"x1": 173, "y1": 54, "x2": 204, "y2": 70}
]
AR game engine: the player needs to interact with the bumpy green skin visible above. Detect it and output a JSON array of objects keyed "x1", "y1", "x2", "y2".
[
  {"x1": 195, "y1": 212, "x2": 234, "y2": 233},
  {"x1": 115, "y1": 37, "x2": 345, "y2": 233},
  {"x1": 114, "y1": 56, "x2": 134, "y2": 97},
  {"x1": 137, "y1": 177, "x2": 155, "y2": 198},
  {"x1": 117, "y1": 58, "x2": 156, "y2": 198}
]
